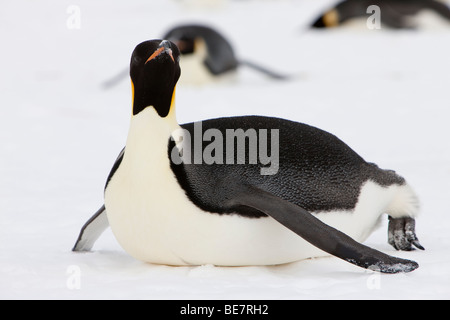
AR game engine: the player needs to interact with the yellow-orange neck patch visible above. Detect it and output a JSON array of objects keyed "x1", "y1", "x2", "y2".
[
  {"x1": 131, "y1": 79, "x2": 135, "y2": 114},
  {"x1": 323, "y1": 9, "x2": 339, "y2": 28}
]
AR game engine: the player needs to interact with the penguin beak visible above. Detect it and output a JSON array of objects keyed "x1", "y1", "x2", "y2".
[{"x1": 145, "y1": 40, "x2": 175, "y2": 64}]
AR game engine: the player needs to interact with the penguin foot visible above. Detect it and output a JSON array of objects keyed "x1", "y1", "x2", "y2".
[{"x1": 388, "y1": 217, "x2": 425, "y2": 251}]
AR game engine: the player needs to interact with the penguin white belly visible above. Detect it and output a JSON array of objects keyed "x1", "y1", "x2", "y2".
[
  {"x1": 105, "y1": 176, "x2": 395, "y2": 266},
  {"x1": 104, "y1": 108, "x2": 410, "y2": 266}
]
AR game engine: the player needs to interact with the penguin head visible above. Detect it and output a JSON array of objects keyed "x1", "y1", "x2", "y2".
[
  {"x1": 130, "y1": 39, "x2": 181, "y2": 117},
  {"x1": 163, "y1": 24, "x2": 238, "y2": 77},
  {"x1": 173, "y1": 35, "x2": 197, "y2": 56}
]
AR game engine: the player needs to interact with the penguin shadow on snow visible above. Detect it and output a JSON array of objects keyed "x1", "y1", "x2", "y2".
[
  {"x1": 101, "y1": 24, "x2": 291, "y2": 89},
  {"x1": 311, "y1": 0, "x2": 450, "y2": 29}
]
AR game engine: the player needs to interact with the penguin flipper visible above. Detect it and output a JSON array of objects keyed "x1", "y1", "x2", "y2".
[
  {"x1": 239, "y1": 59, "x2": 290, "y2": 80},
  {"x1": 101, "y1": 68, "x2": 129, "y2": 90},
  {"x1": 72, "y1": 205, "x2": 109, "y2": 252},
  {"x1": 72, "y1": 148, "x2": 124, "y2": 251},
  {"x1": 426, "y1": 0, "x2": 450, "y2": 21},
  {"x1": 233, "y1": 186, "x2": 419, "y2": 273}
]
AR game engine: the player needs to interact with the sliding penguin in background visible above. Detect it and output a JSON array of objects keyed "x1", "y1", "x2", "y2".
[
  {"x1": 102, "y1": 24, "x2": 288, "y2": 89},
  {"x1": 74, "y1": 40, "x2": 424, "y2": 273},
  {"x1": 312, "y1": 0, "x2": 450, "y2": 29},
  {"x1": 162, "y1": 24, "x2": 288, "y2": 85}
]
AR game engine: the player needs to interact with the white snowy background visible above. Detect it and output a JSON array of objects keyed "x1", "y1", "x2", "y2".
[{"x1": 1, "y1": 0, "x2": 450, "y2": 300}]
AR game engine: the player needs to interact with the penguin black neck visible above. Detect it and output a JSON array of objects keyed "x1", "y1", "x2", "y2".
[
  {"x1": 129, "y1": 40, "x2": 181, "y2": 117},
  {"x1": 130, "y1": 84, "x2": 178, "y2": 130},
  {"x1": 131, "y1": 76, "x2": 176, "y2": 117}
]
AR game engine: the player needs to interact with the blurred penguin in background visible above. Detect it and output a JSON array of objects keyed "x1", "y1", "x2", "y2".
[
  {"x1": 162, "y1": 24, "x2": 290, "y2": 85},
  {"x1": 162, "y1": 24, "x2": 239, "y2": 85},
  {"x1": 102, "y1": 24, "x2": 288, "y2": 88},
  {"x1": 311, "y1": 0, "x2": 450, "y2": 29}
]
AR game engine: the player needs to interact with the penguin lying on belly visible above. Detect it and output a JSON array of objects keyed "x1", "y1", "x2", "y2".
[
  {"x1": 312, "y1": 0, "x2": 450, "y2": 29},
  {"x1": 102, "y1": 24, "x2": 288, "y2": 88},
  {"x1": 74, "y1": 40, "x2": 424, "y2": 273}
]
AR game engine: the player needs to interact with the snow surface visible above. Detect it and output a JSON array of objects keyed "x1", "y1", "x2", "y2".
[{"x1": 1, "y1": 0, "x2": 450, "y2": 300}]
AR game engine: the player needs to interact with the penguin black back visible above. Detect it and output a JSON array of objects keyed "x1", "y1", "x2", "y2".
[{"x1": 169, "y1": 116, "x2": 405, "y2": 217}]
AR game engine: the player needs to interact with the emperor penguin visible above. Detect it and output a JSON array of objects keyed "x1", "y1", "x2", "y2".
[
  {"x1": 311, "y1": 0, "x2": 450, "y2": 29},
  {"x1": 74, "y1": 40, "x2": 424, "y2": 273}
]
